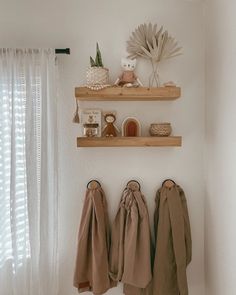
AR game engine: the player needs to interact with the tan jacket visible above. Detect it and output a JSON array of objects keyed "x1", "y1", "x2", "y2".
[
  {"x1": 73, "y1": 187, "x2": 111, "y2": 294},
  {"x1": 153, "y1": 185, "x2": 192, "y2": 295},
  {"x1": 109, "y1": 187, "x2": 152, "y2": 295}
]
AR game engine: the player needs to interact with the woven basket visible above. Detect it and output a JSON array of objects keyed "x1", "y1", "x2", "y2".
[
  {"x1": 86, "y1": 67, "x2": 109, "y2": 89},
  {"x1": 149, "y1": 123, "x2": 172, "y2": 137}
]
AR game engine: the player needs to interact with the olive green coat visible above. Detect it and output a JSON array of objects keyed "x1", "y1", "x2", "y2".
[{"x1": 153, "y1": 185, "x2": 192, "y2": 295}]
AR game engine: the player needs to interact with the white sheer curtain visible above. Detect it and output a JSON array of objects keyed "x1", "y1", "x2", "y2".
[{"x1": 0, "y1": 49, "x2": 58, "y2": 295}]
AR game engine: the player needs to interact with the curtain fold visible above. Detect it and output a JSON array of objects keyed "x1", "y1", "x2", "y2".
[{"x1": 0, "y1": 48, "x2": 58, "y2": 295}]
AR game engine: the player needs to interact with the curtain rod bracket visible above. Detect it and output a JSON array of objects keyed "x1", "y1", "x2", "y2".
[{"x1": 55, "y1": 48, "x2": 70, "y2": 55}]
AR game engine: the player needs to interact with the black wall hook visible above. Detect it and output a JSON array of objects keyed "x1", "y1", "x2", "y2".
[
  {"x1": 162, "y1": 179, "x2": 176, "y2": 188},
  {"x1": 126, "y1": 180, "x2": 141, "y2": 191},
  {"x1": 87, "y1": 180, "x2": 101, "y2": 189}
]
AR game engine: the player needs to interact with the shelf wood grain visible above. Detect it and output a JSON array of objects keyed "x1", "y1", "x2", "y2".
[
  {"x1": 77, "y1": 136, "x2": 182, "y2": 147},
  {"x1": 75, "y1": 86, "x2": 181, "y2": 101}
]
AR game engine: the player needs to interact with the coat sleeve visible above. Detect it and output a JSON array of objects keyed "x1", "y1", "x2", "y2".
[
  {"x1": 179, "y1": 188, "x2": 192, "y2": 265},
  {"x1": 109, "y1": 205, "x2": 125, "y2": 283},
  {"x1": 154, "y1": 189, "x2": 161, "y2": 243},
  {"x1": 73, "y1": 191, "x2": 93, "y2": 289}
]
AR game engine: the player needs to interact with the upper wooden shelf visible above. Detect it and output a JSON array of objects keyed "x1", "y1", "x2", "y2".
[{"x1": 75, "y1": 86, "x2": 181, "y2": 101}]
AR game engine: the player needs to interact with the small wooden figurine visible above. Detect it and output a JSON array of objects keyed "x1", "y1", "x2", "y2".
[{"x1": 102, "y1": 113, "x2": 119, "y2": 137}]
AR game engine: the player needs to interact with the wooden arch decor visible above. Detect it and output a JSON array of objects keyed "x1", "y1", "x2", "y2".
[{"x1": 122, "y1": 117, "x2": 141, "y2": 137}]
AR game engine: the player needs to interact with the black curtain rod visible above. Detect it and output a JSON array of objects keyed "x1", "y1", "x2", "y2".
[{"x1": 55, "y1": 48, "x2": 70, "y2": 55}]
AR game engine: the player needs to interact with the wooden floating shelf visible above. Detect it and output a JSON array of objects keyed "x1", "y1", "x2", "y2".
[
  {"x1": 75, "y1": 86, "x2": 181, "y2": 101},
  {"x1": 77, "y1": 136, "x2": 182, "y2": 147}
]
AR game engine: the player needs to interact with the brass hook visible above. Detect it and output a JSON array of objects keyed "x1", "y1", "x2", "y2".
[
  {"x1": 162, "y1": 179, "x2": 176, "y2": 189},
  {"x1": 87, "y1": 180, "x2": 101, "y2": 189},
  {"x1": 126, "y1": 180, "x2": 141, "y2": 191}
]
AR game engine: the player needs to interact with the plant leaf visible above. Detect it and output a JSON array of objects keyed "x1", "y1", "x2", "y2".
[
  {"x1": 96, "y1": 43, "x2": 104, "y2": 67},
  {"x1": 90, "y1": 56, "x2": 96, "y2": 67}
]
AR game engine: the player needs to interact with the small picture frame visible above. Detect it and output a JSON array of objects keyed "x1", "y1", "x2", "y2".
[{"x1": 81, "y1": 109, "x2": 102, "y2": 137}]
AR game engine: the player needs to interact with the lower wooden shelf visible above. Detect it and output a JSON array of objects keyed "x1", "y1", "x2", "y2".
[{"x1": 77, "y1": 136, "x2": 182, "y2": 147}]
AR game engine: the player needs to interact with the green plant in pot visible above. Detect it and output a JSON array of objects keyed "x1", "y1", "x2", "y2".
[
  {"x1": 86, "y1": 43, "x2": 109, "y2": 90},
  {"x1": 90, "y1": 43, "x2": 104, "y2": 67}
]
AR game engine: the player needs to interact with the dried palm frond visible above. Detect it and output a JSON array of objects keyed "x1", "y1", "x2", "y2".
[{"x1": 127, "y1": 23, "x2": 182, "y2": 63}]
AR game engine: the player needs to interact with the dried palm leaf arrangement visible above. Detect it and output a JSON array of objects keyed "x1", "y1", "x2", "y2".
[{"x1": 127, "y1": 23, "x2": 182, "y2": 87}]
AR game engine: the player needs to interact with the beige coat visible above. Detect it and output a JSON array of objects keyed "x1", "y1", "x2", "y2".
[
  {"x1": 73, "y1": 187, "x2": 112, "y2": 294},
  {"x1": 109, "y1": 186, "x2": 152, "y2": 295},
  {"x1": 153, "y1": 185, "x2": 192, "y2": 295}
]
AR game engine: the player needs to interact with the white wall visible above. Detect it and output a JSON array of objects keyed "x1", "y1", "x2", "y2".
[
  {"x1": 205, "y1": 0, "x2": 236, "y2": 294},
  {"x1": 0, "y1": 0, "x2": 205, "y2": 294}
]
